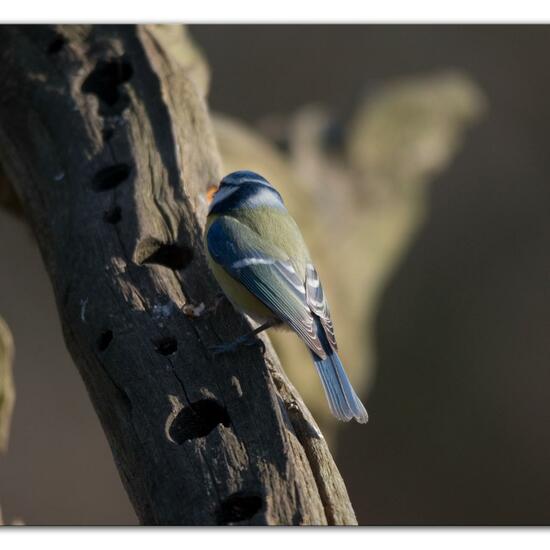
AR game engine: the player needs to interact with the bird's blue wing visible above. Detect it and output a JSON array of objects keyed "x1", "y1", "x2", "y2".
[{"x1": 207, "y1": 216, "x2": 327, "y2": 358}]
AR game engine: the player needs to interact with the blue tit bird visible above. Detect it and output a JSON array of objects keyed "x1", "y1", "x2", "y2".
[{"x1": 204, "y1": 170, "x2": 368, "y2": 424}]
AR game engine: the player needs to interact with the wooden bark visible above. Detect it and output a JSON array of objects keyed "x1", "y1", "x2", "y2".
[{"x1": 0, "y1": 25, "x2": 357, "y2": 525}]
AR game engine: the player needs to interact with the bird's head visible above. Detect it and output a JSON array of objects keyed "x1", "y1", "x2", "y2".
[{"x1": 207, "y1": 170, "x2": 284, "y2": 215}]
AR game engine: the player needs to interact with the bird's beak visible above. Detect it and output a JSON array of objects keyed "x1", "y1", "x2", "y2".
[{"x1": 206, "y1": 185, "x2": 218, "y2": 205}]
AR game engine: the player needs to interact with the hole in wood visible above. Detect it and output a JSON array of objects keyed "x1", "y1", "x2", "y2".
[
  {"x1": 47, "y1": 34, "x2": 66, "y2": 54},
  {"x1": 169, "y1": 399, "x2": 230, "y2": 444},
  {"x1": 103, "y1": 205, "x2": 121, "y2": 224},
  {"x1": 92, "y1": 163, "x2": 131, "y2": 192},
  {"x1": 134, "y1": 237, "x2": 193, "y2": 270},
  {"x1": 97, "y1": 330, "x2": 113, "y2": 352},
  {"x1": 153, "y1": 336, "x2": 177, "y2": 356},
  {"x1": 216, "y1": 492, "x2": 263, "y2": 525},
  {"x1": 81, "y1": 57, "x2": 133, "y2": 107}
]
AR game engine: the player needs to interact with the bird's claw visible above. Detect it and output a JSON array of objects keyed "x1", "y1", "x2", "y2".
[{"x1": 209, "y1": 342, "x2": 240, "y2": 356}]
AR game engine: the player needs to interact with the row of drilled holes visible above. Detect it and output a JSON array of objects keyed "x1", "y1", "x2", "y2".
[
  {"x1": 80, "y1": 49, "x2": 198, "y2": 444},
  {"x1": 57, "y1": 37, "x2": 263, "y2": 524}
]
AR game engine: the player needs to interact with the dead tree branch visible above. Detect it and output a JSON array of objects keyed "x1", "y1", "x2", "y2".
[{"x1": 0, "y1": 24, "x2": 356, "y2": 525}]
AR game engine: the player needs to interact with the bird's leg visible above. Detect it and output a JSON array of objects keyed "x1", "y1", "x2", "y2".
[{"x1": 210, "y1": 320, "x2": 279, "y2": 356}]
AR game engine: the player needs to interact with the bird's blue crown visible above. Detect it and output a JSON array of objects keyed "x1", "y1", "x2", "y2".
[
  {"x1": 209, "y1": 170, "x2": 284, "y2": 214},
  {"x1": 220, "y1": 170, "x2": 274, "y2": 188}
]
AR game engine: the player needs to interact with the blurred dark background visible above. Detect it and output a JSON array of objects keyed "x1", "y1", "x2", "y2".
[{"x1": 1, "y1": 25, "x2": 549, "y2": 525}]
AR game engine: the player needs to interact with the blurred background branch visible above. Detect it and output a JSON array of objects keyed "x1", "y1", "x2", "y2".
[
  {"x1": 215, "y1": 71, "x2": 486, "y2": 440},
  {"x1": 0, "y1": 315, "x2": 15, "y2": 454}
]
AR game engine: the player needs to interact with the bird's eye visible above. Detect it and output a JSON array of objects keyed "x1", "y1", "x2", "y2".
[{"x1": 206, "y1": 185, "x2": 218, "y2": 204}]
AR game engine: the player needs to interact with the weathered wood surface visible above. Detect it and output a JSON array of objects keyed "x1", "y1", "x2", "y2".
[{"x1": 0, "y1": 25, "x2": 357, "y2": 525}]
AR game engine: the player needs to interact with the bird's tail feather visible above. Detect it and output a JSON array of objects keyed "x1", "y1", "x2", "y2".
[
  {"x1": 311, "y1": 321, "x2": 368, "y2": 423},
  {"x1": 313, "y1": 352, "x2": 369, "y2": 423}
]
